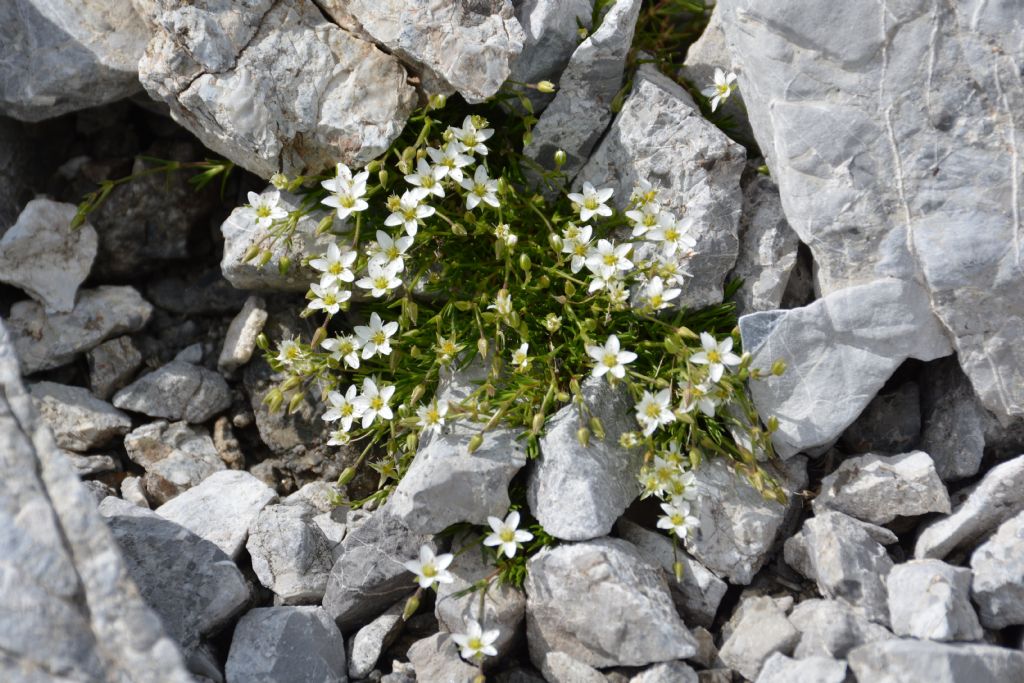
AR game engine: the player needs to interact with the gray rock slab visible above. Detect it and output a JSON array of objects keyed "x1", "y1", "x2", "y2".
[
  {"x1": 225, "y1": 606, "x2": 347, "y2": 683},
  {"x1": 754, "y1": 653, "x2": 848, "y2": 683},
  {"x1": 887, "y1": 559, "x2": 982, "y2": 642},
  {"x1": 788, "y1": 598, "x2": 894, "y2": 660},
  {"x1": 919, "y1": 357, "x2": 990, "y2": 481},
  {"x1": 124, "y1": 421, "x2": 226, "y2": 505},
  {"x1": 114, "y1": 359, "x2": 231, "y2": 423},
  {"x1": 970, "y1": 511, "x2": 1024, "y2": 629},
  {"x1": 847, "y1": 640, "x2": 1024, "y2": 683},
  {"x1": 247, "y1": 504, "x2": 335, "y2": 605},
  {"x1": 407, "y1": 633, "x2": 478, "y2": 683},
  {"x1": 347, "y1": 600, "x2": 404, "y2": 680},
  {"x1": 218, "y1": 295, "x2": 268, "y2": 374},
  {"x1": 630, "y1": 661, "x2": 698, "y2": 683},
  {"x1": 718, "y1": 595, "x2": 800, "y2": 681},
  {"x1": 30, "y1": 381, "x2": 131, "y2": 452},
  {"x1": 87, "y1": 335, "x2": 144, "y2": 400},
  {"x1": 539, "y1": 651, "x2": 605, "y2": 683}
]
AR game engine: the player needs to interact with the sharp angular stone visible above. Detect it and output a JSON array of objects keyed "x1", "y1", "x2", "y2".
[
  {"x1": 124, "y1": 421, "x2": 226, "y2": 505},
  {"x1": 407, "y1": 633, "x2": 479, "y2": 683},
  {"x1": 839, "y1": 382, "x2": 922, "y2": 455},
  {"x1": 970, "y1": 511, "x2": 1024, "y2": 629},
  {"x1": 630, "y1": 661, "x2": 698, "y2": 683},
  {"x1": 139, "y1": 0, "x2": 416, "y2": 178},
  {"x1": 915, "y1": 455, "x2": 1024, "y2": 560},
  {"x1": 318, "y1": 0, "x2": 523, "y2": 103},
  {"x1": 322, "y1": 505, "x2": 437, "y2": 632},
  {"x1": 847, "y1": 640, "x2": 1024, "y2": 683},
  {"x1": 576, "y1": 63, "x2": 746, "y2": 310},
  {"x1": 87, "y1": 335, "x2": 144, "y2": 400},
  {"x1": 156, "y1": 470, "x2": 278, "y2": 559},
  {"x1": 218, "y1": 295, "x2": 269, "y2": 375},
  {"x1": 121, "y1": 475, "x2": 150, "y2": 508},
  {"x1": 788, "y1": 599, "x2": 894, "y2": 660},
  {"x1": 740, "y1": 279, "x2": 953, "y2": 457},
  {"x1": 247, "y1": 503, "x2": 334, "y2": 605},
  {"x1": 225, "y1": 606, "x2": 347, "y2": 683},
  {"x1": 539, "y1": 651, "x2": 605, "y2": 683},
  {"x1": 0, "y1": 320, "x2": 191, "y2": 682},
  {"x1": 348, "y1": 600, "x2": 405, "y2": 680},
  {"x1": 812, "y1": 451, "x2": 950, "y2": 525},
  {"x1": 524, "y1": 0, "x2": 641, "y2": 180},
  {"x1": 616, "y1": 518, "x2": 727, "y2": 629},
  {"x1": 7, "y1": 285, "x2": 154, "y2": 374},
  {"x1": 754, "y1": 653, "x2": 848, "y2": 683},
  {"x1": 509, "y1": 0, "x2": 594, "y2": 113},
  {"x1": 525, "y1": 537, "x2": 697, "y2": 668},
  {"x1": 683, "y1": 456, "x2": 807, "y2": 585},
  {"x1": 0, "y1": 198, "x2": 97, "y2": 313},
  {"x1": 528, "y1": 376, "x2": 639, "y2": 541},
  {"x1": 887, "y1": 559, "x2": 982, "y2": 641},
  {"x1": 718, "y1": 595, "x2": 800, "y2": 681},
  {"x1": 0, "y1": 1, "x2": 148, "y2": 120},
  {"x1": 920, "y1": 357, "x2": 990, "y2": 481},
  {"x1": 30, "y1": 381, "x2": 131, "y2": 452},
  {"x1": 717, "y1": 0, "x2": 1024, "y2": 422},
  {"x1": 114, "y1": 360, "x2": 231, "y2": 423},
  {"x1": 99, "y1": 496, "x2": 250, "y2": 669},
  {"x1": 66, "y1": 452, "x2": 119, "y2": 477}
]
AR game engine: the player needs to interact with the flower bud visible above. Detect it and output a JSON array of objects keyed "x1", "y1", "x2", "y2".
[
  {"x1": 258, "y1": 249, "x2": 274, "y2": 267},
  {"x1": 243, "y1": 244, "x2": 261, "y2": 262},
  {"x1": 452, "y1": 223, "x2": 468, "y2": 237},
  {"x1": 569, "y1": 378, "x2": 581, "y2": 397},
  {"x1": 311, "y1": 326, "x2": 327, "y2": 349},
  {"x1": 406, "y1": 432, "x2": 418, "y2": 453},
  {"x1": 553, "y1": 149, "x2": 567, "y2": 167},
  {"x1": 547, "y1": 232, "x2": 563, "y2": 252},
  {"x1": 673, "y1": 561, "x2": 686, "y2": 583},
  {"x1": 281, "y1": 375, "x2": 302, "y2": 391},
  {"x1": 473, "y1": 675, "x2": 487, "y2": 683},
  {"x1": 287, "y1": 392, "x2": 305, "y2": 414},
  {"x1": 402, "y1": 593, "x2": 421, "y2": 620},
  {"x1": 337, "y1": 466, "x2": 357, "y2": 486},
  {"x1": 555, "y1": 391, "x2": 570, "y2": 403},
  {"x1": 676, "y1": 326, "x2": 699, "y2": 340},
  {"x1": 270, "y1": 173, "x2": 289, "y2": 189},
  {"x1": 537, "y1": 274, "x2": 551, "y2": 289},
  {"x1": 264, "y1": 388, "x2": 284, "y2": 413},
  {"x1": 508, "y1": 310, "x2": 520, "y2": 328},
  {"x1": 767, "y1": 415, "x2": 779, "y2": 433},
  {"x1": 430, "y1": 93, "x2": 447, "y2": 110},
  {"x1": 564, "y1": 280, "x2": 576, "y2": 297},
  {"x1": 589, "y1": 416, "x2": 605, "y2": 440},
  {"x1": 315, "y1": 214, "x2": 334, "y2": 235},
  {"x1": 518, "y1": 254, "x2": 532, "y2": 271},
  {"x1": 477, "y1": 337, "x2": 489, "y2": 358},
  {"x1": 771, "y1": 359, "x2": 787, "y2": 376},
  {"x1": 536, "y1": 80, "x2": 556, "y2": 93},
  {"x1": 531, "y1": 412, "x2": 545, "y2": 434},
  {"x1": 378, "y1": 169, "x2": 389, "y2": 187},
  {"x1": 576, "y1": 427, "x2": 591, "y2": 447},
  {"x1": 255, "y1": 333, "x2": 270, "y2": 351},
  {"x1": 467, "y1": 434, "x2": 484, "y2": 454}
]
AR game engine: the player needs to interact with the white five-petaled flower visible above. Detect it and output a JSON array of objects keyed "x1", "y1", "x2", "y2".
[
  {"x1": 450, "y1": 115, "x2": 494, "y2": 156},
  {"x1": 403, "y1": 544, "x2": 455, "y2": 589},
  {"x1": 567, "y1": 182, "x2": 614, "y2": 222},
  {"x1": 561, "y1": 223, "x2": 593, "y2": 274},
  {"x1": 494, "y1": 223, "x2": 518, "y2": 248},
  {"x1": 356, "y1": 261, "x2": 403, "y2": 298},
  {"x1": 368, "y1": 229, "x2": 413, "y2": 273},
  {"x1": 586, "y1": 334, "x2": 637, "y2": 380},
  {"x1": 585, "y1": 239, "x2": 633, "y2": 280},
  {"x1": 327, "y1": 428, "x2": 351, "y2": 446},
  {"x1": 452, "y1": 619, "x2": 500, "y2": 662},
  {"x1": 644, "y1": 276, "x2": 681, "y2": 311},
  {"x1": 354, "y1": 312, "x2": 399, "y2": 358},
  {"x1": 461, "y1": 165, "x2": 500, "y2": 210},
  {"x1": 405, "y1": 158, "x2": 446, "y2": 198},
  {"x1": 483, "y1": 511, "x2": 534, "y2": 559},
  {"x1": 648, "y1": 212, "x2": 697, "y2": 258},
  {"x1": 321, "y1": 333, "x2": 362, "y2": 369},
  {"x1": 626, "y1": 201, "x2": 662, "y2": 237},
  {"x1": 510, "y1": 342, "x2": 530, "y2": 371},
  {"x1": 681, "y1": 380, "x2": 721, "y2": 417},
  {"x1": 354, "y1": 376, "x2": 395, "y2": 428},
  {"x1": 427, "y1": 142, "x2": 474, "y2": 183},
  {"x1": 689, "y1": 332, "x2": 742, "y2": 382},
  {"x1": 657, "y1": 501, "x2": 700, "y2": 539},
  {"x1": 636, "y1": 388, "x2": 676, "y2": 436},
  {"x1": 702, "y1": 68, "x2": 738, "y2": 112},
  {"x1": 489, "y1": 289, "x2": 513, "y2": 317},
  {"x1": 275, "y1": 338, "x2": 302, "y2": 365},
  {"x1": 321, "y1": 162, "x2": 369, "y2": 219},
  {"x1": 385, "y1": 188, "x2": 434, "y2": 237},
  {"x1": 310, "y1": 242, "x2": 357, "y2": 288},
  {"x1": 322, "y1": 384, "x2": 363, "y2": 431},
  {"x1": 416, "y1": 399, "x2": 449, "y2": 434},
  {"x1": 307, "y1": 281, "x2": 349, "y2": 315},
  {"x1": 245, "y1": 189, "x2": 288, "y2": 229}
]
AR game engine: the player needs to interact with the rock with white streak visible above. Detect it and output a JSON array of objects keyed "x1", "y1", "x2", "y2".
[
  {"x1": 740, "y1": 279, "x2": 953, "y2": 457},
  {"x1": 156, "y1": 470, "x2": 278, "y2": 559},
  {"x1": 887, "y1": 559, "x2": 982, "y2": 641},
  {"x1": 525, "y1": 537, "x2": 697, "y2": 668},
  {"x1": 30, "y1": 381, "x2": 131, "y2": 452},
  {"x1": 139, "y1": 0, "x2": 416, "y2": 179},
  {"x1": 524, "y1": 0, "x2": 641, "y2": 180},
  {"x1": 847, "y1": 640, "x2": 1024, "y2": 683},
  {"x1": 812, "y1": 451, "x2": 950, "y2": 525},
  {"x1": 124, "y1": 421, "x2": 226, "y2": 505},
  {"x1": 719, "y1": 595, "x2": 800, "y2": 681},
  {"x1": 755, "y1": 654, "x2": 848, "y2": 683},
  {"x1": 970, "y1": 511, "x2": 1024, "y2": 629},
  {"x1": 0, "y1": 1, "x2": 148, "y2": 120},
  {"x1": 7, "y1": 285, "x2": 154, "y2": 374},
  {"x1": 407, "y1": 633, "x2": 479, "y2": 683},
  {"x1": 348, "y1": 600, "x2": 405, "y2": 680},
  {"x1": 788, "y1": 599, "x2": 894, "y2": 659},
  {"x1": 528, "y1": 376, "x2": 639, "y2": 541},
  {"x1": 915, "y1": 455, "x2": 1024, "y2": 560},
  {"x1": 218, "y1": 295, "x2": 268, "y2": 375},
  {"x1": 87, "y1": 335, "x2": 144, "y2": 400},
  {"x1": 225, "y1": 606, "x2": 347, "y2": 683},
  {"x1": 509, "y1": 0, "x2": 594, "y2": 113},
  {"x1": 114, "y1": 360, "x2": 231, "y2": 423},
  {"x1": 247, "y1": 504, "x2": 335, "y2": 605},
  {"x1": 0, "y1": 198, "x2": 97, "y2": 313},
  {"x1": 576, "y1": 63, "x2": 746, "y2": 310}
]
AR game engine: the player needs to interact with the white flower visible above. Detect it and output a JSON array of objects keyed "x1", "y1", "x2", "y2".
[
  {"x1": 689, "y1": 332, "x2": 742, "y2": 382},
  {"x1": 510, "y1": 342, "x2": 530, "y2": 371},
  {"x1": 680, "y1": 380, "x2": 720, "y2": 417},
  {"x1": 321, "y1": 333, "x2": 361, "y2": 369},
  {"x1": 307, "y1": 281, "x2": 349, "y2": 315},
  {"x1": 327, "y1": 428, "x2": 351, "y2": 446},
  {"x1": 567, "y1": 182, "x2": 614, "y2": 222},
  {"x1": 385, "y1": 188, "x2": 434, "y2": 237},
  {"x1": 450, "y1": 115, "x2": 494, "y2": 156},
  {"x1": 483, "y1": 511, "x2": 533, "y2": 559},
  {"x1": 451, "y1": 619, "x2": 500, "y2": 661},
  {"x1": 461, "y1": 165, "x2": 500, "y2": 210},
  {"x1": 356, "y1": 261, "x2": 403, "y2": 298},
  {"x1": 657, "y1": 501, "x2": 700, "y2": 539},
  {"x1": 702, "y1": 68, "x2": 738, "y2": 112},
  {"x1": 416, "y1": 399, "x2": 449, "y2": 434},
  {"x1": 489, "y1": 289, "x2": 512, "y2": 317},
  {"x1": 275, "y1": 338, "x2": 303, "y2": 365},
  {"x1": 321, "y1": 162, "x2": 369, "y2": 219},
  {"x1": 648, "y1": 212, "x2": 697, "y2": 258},
  {"x1": 636, "y1": 388, "x2": 676, "y2": 436},
  {"x1": 625, "y1": 201, "x2": 662, "y2": 237},
  {"x1": 630, "y1": 179, "x2": 658, "y2": 207},
  {"x1": 354, "y1": 312, "x2": 399, "y2": 358},
  {"x1": 644, "y1": 276, "x2": 681, "y2": 311},
  {"x1": 585, "y1": 239, "x2": 633, "y2": 280},
  {"x1": 322, "y1": 384, "x2": 363, "y2": 431},
  {"x1": 672, "y1": 469, "x2": 699, "y2": 503},
  {"x1": 427, "y1": 142, "x2": 474, "y2": 183},
  {"x1": 245, "y1": 189, "x2": 288, "y2": 229},
  {"x1": 354, "y1": 376, "x2": 395, "y2": 428},
  {"x1": 403, "y1": 544, "x2": 455, "y2": 589},
  {"x1": 368, "y1": 229, "x2": 413, "y2": 273},
  {"x1": 561, "y1": 223, "x2": 593, "y2": 274},
  {"x1": 310, "y1": 242, "x2": 357, "y2": 288},
  {"x1": 494, "y1": 223, "x2": 518, "y2": 248},
  {"x1": 405, "y1": 158, "x2": 446, "y2": 198},
  {"x1": 586, "y1": 334, "x2": 637, "y2": 380},
  {"x1": 606, "y1": 279, "x2": 630, "y2": 306}
]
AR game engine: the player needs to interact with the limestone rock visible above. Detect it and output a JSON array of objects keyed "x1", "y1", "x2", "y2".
[
  {"x1": 218, "y1": 295, "x2": 268, "y2": 374},
  {"x1": 30, "y1": 381, "x2": 131, "y2": 452},
  {"x1": 788, "y1": 599, "x2": 894, "y2": 660},
  {"x1": 576, "y1": 63, "x2": 746, "y2": 310},
  {"x1": 839, "y1": 382, "x2": 922, "y2": 455},
  {"x1": 525, "y1": 537, "x2": 697, "y2": 668},
  {"x1": 114, "y1": 360, "x2": 231, "y2": 423},
  {"x1": 139, "y1": 0, "x2": 417, "y2": 178},
  {"x1": 7, "y1": 285, "x2": 154, "y2": 374},
  {"x1": 847, "y1": 640, "x2": 1024, "y2": 683},
  {"x1": 87, "y1": 335, "x2": 144, "y2": 400},
  {"x1": 0, "y1": 198, "x2": 97, "y2": 313},
  {"x1": 407, "y1": 633, "x2": 479, "y2": 683},
  {"x1": 539, "y1": 651, "x2": 605, "y2": 683},
  {"x1": 247, "y1": 504, "x2": 335, "y2": 605},
  {"x1": 124, "y1": 421, "x2": 226, "y2": 505},
  {"x1": 348, "y1": 600, "x2": 405, "y2": 680},
  {"x1": 509, "y1": 0, "x2": 594, "y2": 113},
  {"x1": 812, "y1": 451, "x2": 950, "y2": 525},
  {"x1": 528, "y1": 376, "x2": 639, "y2": 541},
  {"x1": 121, "y1": 475, "x2": 150, "y2": 508},
  {"x1": 754, "y1": 654, "x2": 848, "y2": 683},
  {"x1": 719, "y1": 595, "x2": 800, "y2": 681},
  {"x1": 225, "y1": 606, "x2": 347, "y2": 683},
  {"x1": 66, "y1": 452, "x2": 119, "y2": 478},
  {"x1": 970, "y1": 511, "x2": 1024, "y2": 629},
  {"x1": 919, "y1": 357, "x2": 990, "y2": 481},
  {"x1": 630, "y1": 661, "x2": 698, "y2": 683},
  {"x1": 887, "y1": 559, "x2": 982, "y2": 641},
  {"x1": 740, "y1": 279, "x2": 953, "y2": 457}
]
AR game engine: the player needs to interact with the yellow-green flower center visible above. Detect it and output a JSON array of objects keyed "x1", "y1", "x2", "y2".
[{"x1": 500, "y1": 529, "x2": 516, "y2": 543}]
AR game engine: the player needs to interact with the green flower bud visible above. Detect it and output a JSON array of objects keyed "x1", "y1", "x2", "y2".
[
  {"x1": 287, "y1": 392, "x2": 305, "y2": 414},
  {"x1": 531, "y1": 412, "x2": 545, "y2": 434},
  {"x1": 337, "y1": 466, "x2": 357, "y2": 486},
  {"x1": 771, "y1": 359, "x2": 787, "y2": 376},
  {"x1": 315, "y1": 214, "x2": 334, "y2": 235},
  {"x1": 673, "y1": 561, "x2": 685, "y2": 583},
  {"x1": 519, "y1": 254, "x2": 532, "y2": 271},
  {"x1": 548, "y1": 232, "x2": 563, "y2": 252},
  {"x1": 477, "y1": 338, "x2": 489, "y2": 358},
  {"x1": 243, "y1": 244, "x2": 261, "y2": 262},
  {"x1": 589, "y1": 416, "x2": 605, "y2": 440},
  {"x1": 402, "y1": 592, "x2": 421, "y2": 620},
  {"x1": 553, "y1": 149, "x2": 567, "y2": 167},
  {"x1": 257, "y1": 249, "x2": 274, "y2": 267},
  {"x1": 467, "y1": 434, "x2": 484, "y2": 454},
  {"x1": 536, "y1": 80, "x2": 556, "y2": 93},
  {"x1": 270, "y1": 173, "x2": 289, "y2": 189},
  {"x1": 430, "y1": 93, "x2": 447, "y2": 110},
  {"x1": 555, "y1": 391, "x2": 570, "y2": 403},
  {"x1": 378, "y1": 169, "x2": 389, "y2": 187},
  {"x1": 576, "y1": 427, "x2": 590, "y2": 447}
]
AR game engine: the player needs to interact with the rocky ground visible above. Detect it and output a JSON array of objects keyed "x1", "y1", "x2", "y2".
[{"x1": 2, "y1": 1, "x2": 1024, "y2": 683}]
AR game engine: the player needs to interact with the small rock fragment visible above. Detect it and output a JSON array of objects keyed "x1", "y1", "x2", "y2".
[
  {"x1": 30, "y1": 381, "x2": 131, "y2": 452},
  {"x1": 124, "y1": 421, "x2": 226, "y2": 505},
  {"x1": 87, "y1": 335, "x2": 144, "y2": 400},
  {"x1": 788, "y1": 598, "x2": 894, "y2": 659},
  {"x1": 247, "y1": 504, "x2": 334, "y2": 605},
  {"x1": 887, "y1": 559, "x2": 982, "y2": 641},
  {"x1": 970, "y1": 511, "x2": 1024, "y2": 629},
  {"x1": 629, "y1": 661, "x2": 698, "y2": 683},
  {"x1": 718, "y1": 595, "x2": 800, "y2": 681},
  {"x1": 407, "y1": 633, "x2": 479, "y2": 683},
  {"x1": 65, "y1": 452, "x2": 119, "y2": 477},
  {"x1": 218, "y1": 295, "x2": 268, "y2": 375},
  {"x1": 120, "y1": 475, "x2": 150, "y2": 508},
  {"x1": 847, "y1": 640, "x2": 1024, "y2": 683},
  {"x1": 225, "y1": 606, "x2": 347, "y2": 683},
  {"x1": 113, "y1": 360, "x2": 231, "y2": 423},
  {"x1": 754, "y1": 653, "x2": 848, "y2": 683},
  {"x1": 539, "y1": 651, "x2": 605, "y2": 683},
  {"x1": 348, "y1": 600, "x2": 405, "y2": 680}
]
